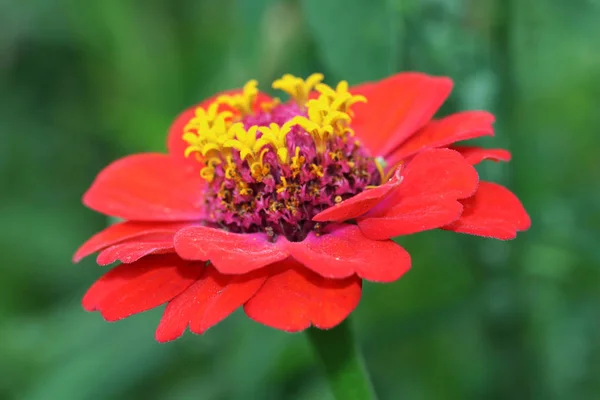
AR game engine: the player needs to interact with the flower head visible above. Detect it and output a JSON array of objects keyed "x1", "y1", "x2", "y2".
[{"x1": 75, "y1": 72, "x2": 530, "y2": 341}]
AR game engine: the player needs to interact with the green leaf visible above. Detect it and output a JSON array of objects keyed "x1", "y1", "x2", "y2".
[{"x1": 301, "y1": 0, "x2": 403, "y2": 83}]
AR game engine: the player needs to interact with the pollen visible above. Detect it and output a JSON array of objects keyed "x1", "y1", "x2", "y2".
[
  {"x1": 290, "y1": 147, "x2": 305, "y2": 177},
  {"x1": 181, "y1": 73, "x2": 380, "y2": 241},
  {"x1": 309, "y1": 163, "x2": 324, "y2": 178}
]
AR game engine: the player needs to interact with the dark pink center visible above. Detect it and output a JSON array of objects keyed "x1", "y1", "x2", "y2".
[{"x1": 203, "y1": 102, "x2": 380, "y2": 242}]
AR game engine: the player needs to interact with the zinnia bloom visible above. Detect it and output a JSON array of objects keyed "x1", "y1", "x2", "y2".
[{"x1": 75, "y1": 72, "x2": 530, "y2": 342}]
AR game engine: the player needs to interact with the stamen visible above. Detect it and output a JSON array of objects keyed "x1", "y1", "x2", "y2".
[
  {"x1": 239, "y1": 183, "x2": 253, "y2": 196},
  {"x1": 199, "y1": 158, "x2": 221, "y2": 183},
  {"x1": 249, "y1": 148, "x2": 271, "y2": 181},
  {"x1": 276, "y1": 177, "x2": 292, "y2": 193},
  {"x1": 310, "y1": 164, "x2": 324, "y2": 178},
  {"x1": 224, "y1": 156, "x2": 238, "y2": 180},
  {"x1": 290, "y1": 147, "x2": 305, "y2": 177}
]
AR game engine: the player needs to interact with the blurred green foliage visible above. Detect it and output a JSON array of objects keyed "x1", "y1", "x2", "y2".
[{"x1": 1, "y1": 0, "x2": 599, "y2": 399}]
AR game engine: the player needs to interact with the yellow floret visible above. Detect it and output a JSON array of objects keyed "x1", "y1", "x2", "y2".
[
  {"x1": 183, "y1": 73, "x2": 369, "y2": 183},
  {"x1": 315, "y1": 80, "x2": 366, "y2": 113},
  {"x1": 255, "y1": 121, "x2": 297, "y2": 164},
  {"x1": 217, "y1": 79, "x2": 259, "y2": 116},
  {"x1": 272, "y1": 73, "x2": 323, "y2": 106}
]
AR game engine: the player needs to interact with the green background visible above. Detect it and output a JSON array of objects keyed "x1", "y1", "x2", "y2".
[{"x1": 1, "y1": 0, "x2": 599, "y2": 399}]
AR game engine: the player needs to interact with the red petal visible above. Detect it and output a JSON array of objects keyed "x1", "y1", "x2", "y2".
[
  {"x1": 155, "y1": 267, "x2": 267, "y2": 342},
  {"x1": 83, "y1": 153, "x2": 206, "y2": 221},
  {"x1": 358, "y1": 148, "x2": 479, "y2": 240},
  {"x1": 287, "y1": 224, "x2": 410, "y2": 282},
  {"x1": 359, "y1": 200, "x2": 464, "y2": 240},
  {"x1": 312, "y1": 167, "x2": 403, "y2": 222},
  {"x1": 96, "y1": 233, "x2": 175, "y2": 265},
  {"x1": 73, "y1": 221, "x2": 190, "y2": 263},
  {"x1": 452, "y1": 146, "x2": 511, "y2": 165},
  {"x1": 167, "y1": 90, "x2": 273, "y2": 165},
  {"x1": 173, "y1": 226, "x2": 289, "y2": 274},
  {"x1": 350, "y1": 73, "x2": 453, "y2": 157},
  {"x1": 244, "y1": 259, "x2": 362, "y2": 332},
  {"x1": 82, "y1": 255, "x2": 202, "y2": 321},
  {"x1": 386, "y1": 111, "x2": 495, "y2": 166},
  {"x1": 442, "y1": 181, "x2": 531, "y2": 239}
]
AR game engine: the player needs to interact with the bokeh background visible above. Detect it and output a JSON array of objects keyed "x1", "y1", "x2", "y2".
[{"x1": 1, "y1": 0, "x2": 599, "y2": 399}]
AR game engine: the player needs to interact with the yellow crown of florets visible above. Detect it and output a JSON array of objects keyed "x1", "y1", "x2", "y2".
[{"x1": 182, "y1": 73, "x2": 367, "y2": 182}]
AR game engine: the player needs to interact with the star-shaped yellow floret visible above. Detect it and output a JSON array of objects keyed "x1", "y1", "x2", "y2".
[
  {"x1": 255, "y1": 121, "x2": 297, "y2": 163},
  {"x1": 217, "y1": 79, "x2": 259, "y2": 116},
  {"x1": 315, "y1": 80, "x2": 366, "y2": 113},
  {"x1": 272, "y1": 73, "x2": 323, "y2": 106}
]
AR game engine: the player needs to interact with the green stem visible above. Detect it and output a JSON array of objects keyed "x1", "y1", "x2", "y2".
[{"x1": 306, "y1": 318, "x2": 377, "y2": 400}]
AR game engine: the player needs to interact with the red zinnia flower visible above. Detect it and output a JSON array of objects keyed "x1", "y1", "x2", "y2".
[{"x1": 74, "y1": 72, "x2": 530, "y2": 342}]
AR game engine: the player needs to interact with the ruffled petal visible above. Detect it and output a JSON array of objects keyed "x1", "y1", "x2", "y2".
[
  {"x1": 73, "y1": 221, "x2": 190, "y2": 263},
  {"x1": 155, "y1": 267, "x2": 267, "y2": 342},
  {"x1": 83, "y1": 153, "x2": 205, "y2": 221},
  {"x1": 312, "y1": 168, "x2": 403, "y2": 222},
  {"x1": 350, "y1": 72, "x2": 453, "y2": 157},
  {"x1": 167, "y1": 90, "x2": 273, "y2": 165},
  {"x1": 442, "y1": 181, "x2": 531, "y2": 240},
  {"x1": 173, "y1": 226, "x2": 289, "y2": 274},
  {"x1": 82, "y1": 255, "x2": 202, "y2": 321},
  {"x1": 358, "y1": 148, "x2": 479, "y2": 240},
  {"x1": 287, "y1": 224, "x2": 410, "y2": 282},
  {"x1": 244, "y1": 259, "x2": 362, "y2": 332},
  {"x1": 96, "y1": 233, "x2": 175, "y2": 266},
  {"x1": 452, "y1": 146, "x2": 511, "y2": 165},
  {"x1": 386, "y1": 111, "x2": 495, "y2": 166}
]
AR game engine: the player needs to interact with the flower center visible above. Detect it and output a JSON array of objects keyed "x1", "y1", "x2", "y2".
[{"x1": 183, "y1": 74, "x2": 381, "y2": 241}]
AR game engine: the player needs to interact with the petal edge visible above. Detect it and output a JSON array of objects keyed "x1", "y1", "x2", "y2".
[{"x1": 83, "y1": 153, "x2": 205, "y2": 221}]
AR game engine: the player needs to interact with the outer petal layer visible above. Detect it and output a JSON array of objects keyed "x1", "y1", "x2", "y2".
[
  {"x1": 73, "y1": 221, "x2": 190, "y2": 263},
  {"x1": 358, "y1": 148, "x2": 479, "y2": 240},
  {"x1": 174, "y1": 226, "x2": 288, "y2": 274},
  {"x1": 287, "y1": 224, "x2": 411, "y2": 282},
  {"x1": 386, "y1": 111, "x2": 495, "y2": 166},
  {"x1": 312, "y1": 167, "x2": 403, "y2": 222},
  {"x1": 452, "y1": 146, "x2": 511, "y2": 165},
  {"x1": 442, "y1": 181, "x2": 530, "y2": 239},
  {"x1": 167, "y1": 90, "x2": 273, "y2": 165},
  {"x1": 96, "y1": 233, "x2": 175, "y2": 266},
  {"x1": 155, "y1": 267, "x2": 267, "y2": 342},
  {"x1": 350, "y1": 73, "x2": 453, "y2": 157},
  {"x1": 83, "y1": 153, "x2": 205, "y2": 221},
  {"x1": 244, "y1": 259, "x2": 362, "y2": 332},
  {"x1": 82, "y1": 255, "x2": 202, "y2": 321}
]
